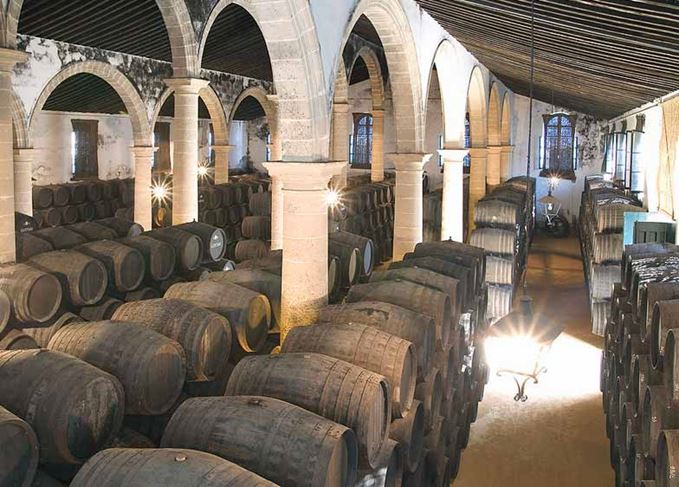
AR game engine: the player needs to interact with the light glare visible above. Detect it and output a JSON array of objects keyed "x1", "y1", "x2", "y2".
[{"x1": 325, "y1": 189, "x2": 341, "y2": 207}]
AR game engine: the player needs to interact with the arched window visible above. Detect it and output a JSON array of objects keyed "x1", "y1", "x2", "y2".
[
  {"x1": 541, "y1": 113, "x2": 577, "y2": 179},
  {"x1": 350, "y1": 113, "x2": 373, "y2": 168}
]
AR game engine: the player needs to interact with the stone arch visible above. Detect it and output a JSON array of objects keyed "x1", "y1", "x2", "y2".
[
  {"x1": 341, "y1": 0, "x2": 423, "y2": 153},
  {"x1": 427, "y1": 39, "x2": 463, "y2": 148},
  {"x1": 11, "y1": 88, "x2": 30, "y2": 149},
  {"x1": 5, "y1": 0, "x2": 198, "y2": 77},
  {"x1": 333, "y1": 56, "x2": 350, "y2": 105},
  {"x1": 29, "y1": 61, "x2": 151, "y2": 146},
  {"x1": 467, "y1": 65, "x2": 488, "y2": 148},
  {"x1": 488, "y1": 82, "x2": 502, "y2": 146},
  {"x1": 349, "y1": 46, "x2": 385, "y2": 110},
  {"x1": 228, "y1": 85, "x2": 280, "y2": 162},
  {"x1": 501, "y1": 93, "x2": 512, "y2": 145},
  {"x1": 199, "y1": 0, "x2": 328, "y2": 161}
]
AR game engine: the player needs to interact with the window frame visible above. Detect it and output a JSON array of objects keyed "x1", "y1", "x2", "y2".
[
  {"x1": 540, "y1": 112, "x2": 577, "y2": 181},
  {"x1": 70, "y1": 119, "x2": 99, "y2": 180},
  {"x1": 350, "y1": 112, "x2": 374, "y2": 169}
]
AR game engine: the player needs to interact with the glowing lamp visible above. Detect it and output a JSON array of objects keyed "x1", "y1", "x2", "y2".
[
  {"x1": 485, "y1": 296, "x2": 563, "y2": 402},
  {"x1": 197, "y1": 165, "x2": 209, "y2": 177},
  {"x1": 325, "y1": 189, "x2": 341, "y2": 207},
  {"x1": 151, "y1": 178, "x2": 172, "y2": 205}
]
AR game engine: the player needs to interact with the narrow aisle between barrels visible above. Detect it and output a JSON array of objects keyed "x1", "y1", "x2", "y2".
[{"x1": 455, "y1": 234, "x2": 613, "y2": 487}]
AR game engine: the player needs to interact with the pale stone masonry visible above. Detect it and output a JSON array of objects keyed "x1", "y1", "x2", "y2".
[{"x1": 439, "y1": 149, "x2": 469, "y2": 243}]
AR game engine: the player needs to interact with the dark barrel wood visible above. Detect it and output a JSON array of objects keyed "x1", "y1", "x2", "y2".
[
  {"x1": 226, "y1": 352, "x2": 391, "y2": 469},
  {"x1": 650, "y1": 300, "x2": 679, "y2": 370},
  {"x1": 0, "y1": 264, "x2": 62, "y2": 323},
  {"x1": 15, "y1": 233, "x2": 53, "y2": 262},
  {"x1": 161, "y1": 396, "x2": 358, "y2": 487},
  {"x1": 112, "y1": 299, "x2": 232, "y2": 382},
  {"x1": 68, "y1": 183, "x2": 87, "y2": 205},
  {"x1": 32, "y1": 186, "x2": 53, "y2": 209},
  {"x1": 104, "y1": 428, "x2": 155, "y2": 450},
  {"x1": 0, "y1": 349, "x2": 124, "y2": 466},
  {"x1": 345, "y1": 281, "x2": 452, "y2": 348},
  {"x1": 33, "y1": 208, "x2": 62, "y2": 228},
  {"x1": 249, "y1": 191, "x2": 272, "y2": 216},
  {"x1": 329, "y1": 240, "x2": 360, "y2": 287},
  {"x1": 22, "y1": 312, "x2": 80, "y2": 347},
  {"x1": 66, "y1": 222, "x2": 118, "y2": 241},
  {"x1": 282, "y1": 322, "x2": 416, "y2": 418},
  {"x1": 145, "y1": 228, "x2": 202, "y2": 272},
  {"x1": 48, "y1": 321, "x2": 186, "y2": 415},
  {"x1": 389, "y1": 399, "x2": 425, "y2": 473},
  {"x1": 0, "y1": 405, "x2": 38, "y2": 487},
  {"x1": 165, "y1": 280, "x2": 270, "y2": 354},
  {"x1": 76, "y1": 241, "x2": 145, "y2": 292},
  {"x1": 32, "y1": 227, "x2": 87, "y2": 250},
  {"x1": 356, "y1": 439, "x2": 402, "y2": 487},
  {"x1": 415, "y1": 368, "x2": 442, "y2": 430},
  {"x1": 96, "y1": 217, "x2": 144, "y2": 238},
  {"x1": 0, "y1": 329, "x2": 39, "y2": 351},
  {"x1": 48, "y1": 185, "x2": 70, "y2": 207},
  {"x1": 318, "y1": 302, "x2": 435, "y2": 380},
  {"x1": 118, "y1": 236, "x2": 175, "y2": 281},
  {"x1": 28, "y1": 470, "x2": 65, "y2": 487},
  {"x1": 28, "y1": 250, "x2": 107, "y2": 306},
  {"x1": 235, "y1": 239, "x2": 270, "y2": 262},
  {"x1": 0, "y1": 290, "x2": 9, "y2": 335},
  {"x1": 123, "y1": 287, "x2": 160, "y2": 302},
  {"x1": 413, "y1": 241, "x2": 485, "y2": 289},
  {"x1": 78, "y1": 298, "x2": 123, "y2": 321},
  {"x1": 59, "y1": 206, "x2": 79, "y2": 225},
  {"x1": 175, "y1": 222, "x2": 226, "y2": 263},
  {"x1": 69, "y1": 448, "x2": 278, "y2": 487},
  {"x1": 76, "y1": 203, "x2": 96, "y2": 222},
  {"x1": 206, "y1": 270, "x2": 282, "y2": 331},
  {"x1": 124, "y1": 395, "x2": 188, "y2": 446},
  {"x1": 329, "y1": 232, "x2": 375, "y2": 278},
  {"x1": 241, "y1": 216, "x2": 272, "y2": 240},
  {"x1": 642, "y1": 282, "x2": 679, "y2": 339}
]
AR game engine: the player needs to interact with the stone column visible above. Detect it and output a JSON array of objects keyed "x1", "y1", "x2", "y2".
[
  {"x1": 0, "y1": 48, "x2": 27, "y2": 263},
  {"x1": 331, "y1": 102, "x2": 350, "y2": 189},
  {"x1": 501, "y1": 145, "x2": 514, "y2": 182},
  {"x1": 389, "y1": 153, "x2": 431, "y2": 261},
  {"x1": 132, "y1": 146, "x2": 155, "y2": 231},
  {"x1": 263, "y1": 162, "x2": 344, "y2": 341},
  {"x1": 439, "y1": 149, "x2": 468, "y2": 243},
  {"x1": 468, "y1": 147, "x2": 488, "y2": 233},
  {"x1": 165, "y1": 78, "x2": 210, "y2": 225},
  {"x1": 13, "y1": 148, "x2": 34, "y2": 217},
  {"x1": 213, "y1": 144, "x2": 233, "y2": 185},
  {"x1": 371, "y1": 109, "x2": 385, "y2": 183},
  {"x1": 269, "y1": 175, "x2": 284, "y2": 251},
  {"x1": 487, "y1": 146, "x2": 503, "y2": 186}
]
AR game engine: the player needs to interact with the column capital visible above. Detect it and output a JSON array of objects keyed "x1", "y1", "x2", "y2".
[
  {"x1": 212, "y1": 144, "x2": 234, "y2": 155},
  {"x1": 131, "y1": 146, "x2": 156, "y2": 158},
  {"x1": 264, "y1": 162, "x2": 345, "y2": 190},
  {"x1": 13, "y1": 148, "x2": 35, "y2": 159},
  {"x1": 388, "y1": 153, "x2": 432, "y2": 172},
  {"x1": 501, "y1": 145, "x2": 515, "y2": 154},
  {"x1": 438, "y1": 149, "x2": 469, "y2": 164},
  {"x1": 164, "y1": 77, "x2": 210, "y2": 94},
  {"x1": 0, "y1": 48, "x2": 27, "y2": 72},
  {"x1": 469, "y1": 147, "x2": 489, "y2": 158},
  {"x1": 487, "y1": 145, "x2": 504, "y2": 155},
  {"x1": 333, "y1": 101, "x2": 351, "y2": 113}
]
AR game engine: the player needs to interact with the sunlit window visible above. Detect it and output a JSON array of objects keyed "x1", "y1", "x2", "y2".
[
  {"x1": 351, "y1": 113, "x2": 373, "y2": 168},
  {"x1": 541, "y1": 113, "x2": 576, "y2": 180}
]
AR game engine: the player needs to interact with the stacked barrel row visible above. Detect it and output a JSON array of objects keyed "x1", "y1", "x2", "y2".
[
  {"x1": 31, "y1": 178, "x2": 134, "y2": 228},
  {"x1": 579, "y1": 174, "x2": 646, "y2": 335},
  {"x1": 331, "y1": 179, "x2": 396, "y2": 265},
  {"x1": 600, "y1": 241, "x2": 679, "y2": 487},
  {"x1": 2, "y1": 220, "x2": 234, "y2": 348},
  {"x1": 469, "y1": 176, "x2": 536, "y2": 323}
]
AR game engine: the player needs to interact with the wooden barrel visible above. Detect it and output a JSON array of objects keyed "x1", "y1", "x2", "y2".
[
  {"x1": 470, "y1": 228, "x2": 517, "y2": 257},
  {"x1": 235, "y1": 239, "x2": 270, "y2": 262},
  {"x1": 0, "y1": 405, "x2": 39, "y2": 487},
  {"x1": 282, "y1": 322, "x2": 416, "y2": 418},
  {"x1": 68, "y1": 183, "x2": 88, "y2": 205},
  {"x1": 118, "y1": 236, "x2": 175, "y2": 282},
  {"x1": 95, "y1": 217, "x2": 144, "y2": 238},
  {"x1": 124, "y1": 394, "x2": 188, "y2": 445},
  {"x1": 70, "y1": 448, "x2": 277, "y2": 487},
  {"x1": 249, "y1": 192, "x2": 272, "y2": 216},
  {"x1": 22, "y1": 312, "x2": 80, "y2": 347},
  {"x1": 15, "y1": 233, "x2": 53, "y2": 262},
  {"x1": 59, "y1": 206, "x2": 79, "y2": 225},
  {"x1": 318, "y1": 302, "x2": 435, "y2": 380},
  {"x1": 175, "y1": 222, "x2": 226, "y2": 263},
  {"x1": 0, "y1": 349, "x2": 124, "y2": 465},
  {"x1": 33, "y1": 208, "x2": 62, "y2": 228},
  {"x1": 329, "y1": 232, "x2": 375, "y2": 278},
  {"x1": 76, "y1": 203, "x2": 96, "y2": 222},
  {"x1": 48, "y1": 321, "x2": 186, "y2": 415},
  {"x1": 94, "y1": 200, "x2": 113, "y2": 219},
  {"x1": 76, "y1": 241, "x2": 145, "y2": 292},
  {"x1": 415, "y1": 368, "x2": 442, "y2": 431},
  {"x1": 49, "y1": 185, "x2": 70, "y2": 207},
  {"x1": 390, "y1": 257, "x2": 473, "y2": 308},
  {"x1": 112, "y1": 299, "x2": 231, "y2": 382},
  {"x1": 329, "y1": 240, "x2": 360, "y2": 288},
  {"x1": 79, "y1": 298, "x2": 123, "y2": 321},
  {"x1": 226, "y1": 352, "x2": 391, "y2": 469},
  {"x1": 484, "y1": 255, "x2": 515, "y2": 286},
  {"x1": 656, "y1": 430, "x2": 679, "y2": 486},
  {"x1": 199, "y1": 186, "x2": 223, "y2": 210},
  {"x1": 412, "y1": 241, "x2": 485, "y2": 289},
  {"x1": 84, "y1": 182, "x2": 102, "y2": 202},
  {"x1": 27, "y1": 470, "x2": 64, "y2": 487},
  {"x1": 145, "y1": 228, "x2": 202, "y2": 272},
  {"x1": 162, "y1": 396, "x2": 358, "y2": 487},
  {"x1": 590, "y1": 264, "x2": 621, "y2": 300},
  {"x1": 389, "y1": 400, "x2": 424, "y2": 473},
  {"x1": 206, "y1": 270, "x2": 281, "y2": 331},
  {"x1": 33, "y1": 227, "x2": 87, "y2": 250},
  {"x1": 28, "y1": 250, "x2": 107, "y2": 306},
  {"x1": 165, "y1": 280, "x2": 269, "y2": 353},
  {"x1": 596, "y1": 204, "x2": 645, "y2": 233},
  {"x1": 0, "y1": 290, "x2": 9, "y2": 335},
  {"x1": 592, "y1": 233, "x2": 624, "y2": 265},
  {"x1": 641, "y1": 386, "x2": 679, "y2": 459},
  {"x1": 369, "y1": 267, "x2": 462, "y2": 323},
  {"x1": 32, "y1": 186, "x2": 53, "y2": 209},
  {"x1": 0, "y1": 329, "x2": 39, "y2": 351},
  {"x1": 104, "y1": 428, "x2": 155, "y2": 449},
  {"x1": 66, "y1": 222, "x2": 118, "y2": 241},
  {"x1": 650, "y1": 300, "x2": 679, "y2": 370},
  {"x1": 123, "y1": 287, "x2": 160, "y2": 301},
  {"x1": 357, "y1": 439, "x2": 402, "y2": 487},
  {"x1": 642, "y1": 282, "x2": 679, "y2": 339},
  {"x1": 0, "y1": 264, "x2": 62, "y2": 323},
  {"x1": 486, "y1": 284, "x2": 513, "y2": 323},
  {"x1": 345, "y1": 281, "x2": 452, "y2": 349},
  {"x1": 474, "y1": 199, "x2": 522, "y2": 229},
  {"x1": 241, "y1": 216, "x2": 272, "y2": 240}
]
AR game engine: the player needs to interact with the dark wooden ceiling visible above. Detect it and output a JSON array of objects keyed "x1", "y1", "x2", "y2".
[
  {"x1": 43, "y1": 73, "x2": 128, "y2": 114},
  {"x1": 232, "y1": 96, "x2": 266, "y2": 121},
  {"x1": 416, "y1": 0, "x2": 679, "y2": 119},
  {"x1": 18, "y1": 0, "x2": 172, "y2": 61}
]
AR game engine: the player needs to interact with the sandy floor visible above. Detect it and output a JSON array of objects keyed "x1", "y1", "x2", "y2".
[{"x1": 454, "y1": 234, "x2": 614, "y2": 487}]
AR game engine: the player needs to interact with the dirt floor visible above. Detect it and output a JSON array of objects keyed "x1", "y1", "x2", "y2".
[{"x1": 454, "y1": 234, "x2": 614, "y2": 487}]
